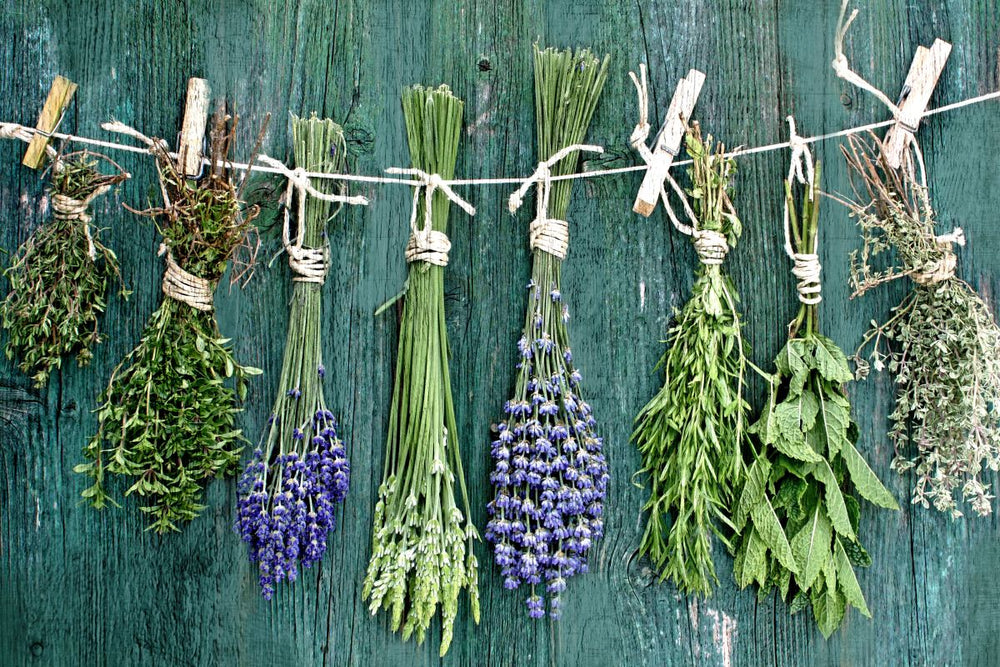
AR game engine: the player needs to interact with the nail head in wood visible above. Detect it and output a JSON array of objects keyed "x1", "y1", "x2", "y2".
[
  {"x1": 22, "y1": 75, "x2": 78, "y2": 169},
  {"x1": 633, "y1": 69, "x2": 706, "y2": 217},
  {"x1": 177, "y1": 77, "x2": 211, "y2": 177}
]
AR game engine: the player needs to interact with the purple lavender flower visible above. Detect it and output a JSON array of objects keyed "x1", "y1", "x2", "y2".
[
  {"x1": 236, "y1": 409, "x2": 350, "y2": 599},
  {"x1": 486, "y1": 278, "x2": 608, "y2": 619}
]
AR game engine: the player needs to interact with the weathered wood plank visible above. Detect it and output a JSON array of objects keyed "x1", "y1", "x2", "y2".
[{"x1": 1, "y1": 0, "x2": 999, "y2": 665}]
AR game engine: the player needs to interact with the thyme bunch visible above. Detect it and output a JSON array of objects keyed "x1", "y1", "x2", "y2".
[
  {"x1": 485, "y1": 45, "x2": 611, "y2": 620},
  {"x1": 733, "y1": 163, "x2": 898, "y2": 637},
  {"x1": 2, "y1": 152, "x2": 128, "y2": 386},
  {"x1": 844, "y1": 134, "x2": 1000, "y2": 517},
  {"x1": 236, "y1": 115, "x2": 351, "y2": 598},
  {"x1": 77, "y1": 109, "x2": 262, "y2": 533},
  {"x1": 362, "y1": 85, "x2": 478, "y2": 655},
  {"x1": 631, "y1": 125, "x2": 750, "y2": 597}
]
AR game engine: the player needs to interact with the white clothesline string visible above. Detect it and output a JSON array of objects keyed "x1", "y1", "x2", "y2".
[{"x1": 1, "y1": 89, "x2": 998, "y2": 190}]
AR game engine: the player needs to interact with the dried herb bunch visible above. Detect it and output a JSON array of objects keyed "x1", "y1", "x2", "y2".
[
  {"x1": 362, "y1": 85, "x2": 478, "y2": 655},
  {"x1": 631, "y1": 125, "x2": 750, "y2": 596},
  {"x1": 78, "y1": 109, "x2": 262, "y2": 533},
  {"x1": 236, "y1": 115, "x2": 351, "y2": 598},
  {"x1": 2, "y1": 152, "x2": 128, "y2": 386},
  {"x1": 845, "y1": 134, "x2": 1000, "y2": 517},
  {"x1": 485, "y1": 45, "x2": 611, "y2": 620},
  {"x1": 733, "y1": 162, "x2": 898, "y2": 637}
]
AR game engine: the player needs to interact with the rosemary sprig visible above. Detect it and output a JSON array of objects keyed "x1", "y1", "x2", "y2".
[
  {"x1": 485, "y1": 45, "x2": 611, "y2": 620},
  {"x1": 733, "y1": 162, "x2": 898, "y2": 637},
  {"x1": 77, "y1": 109, "x2": 262, "y2": 533},
  {"x1": 236, "y1": 115, "x2": 351, "y2": 598},
  {"x1": 2, "y1": 152, "x2": 128, "y2": 387},
  {"x1": 631, "y1": 125, "x2": 750, "y2": 597},
  {"x1": 362, "y1": 85, "x2": 478, "y2": 656},
  {"x1": 844, "y1": 134, "x2": 1000, "y2": 518}
]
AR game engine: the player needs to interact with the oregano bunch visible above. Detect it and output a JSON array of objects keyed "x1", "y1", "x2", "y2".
[
  {"x1": 733, "y1": 161, "x2": 898, "y2": 637},
  {"x1": 77, "y1": 109, "x2": 262, "y2": 533},
  {"x1": 631, "y1": 124, "x2": 751, "y2": 596},
  {"x1": 2, "y1": 152, "x2": 128, "y2": 386},
  {"x1": 844, "y1": 134, "x2": 1000, "y2": 518}
]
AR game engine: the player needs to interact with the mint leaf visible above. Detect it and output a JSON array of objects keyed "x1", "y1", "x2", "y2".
[
  {"x1": 841, "y1": 440, "x2": 900, "y2": 510},
  {"x1": 811, "y1": 460, "x2": 856, "y2": 540},
  {"x1": 813, "y1": 335, "x2": 855, "y2": 384},
  {"x1": 834, "y1": 537, "x2": 871, "y2": 617},
  {"x1": 791, "y1": 501, "x2": 832, "y2": 591},
  {"x1": 750, "y1": 498, "x2": 798, "y2": 573}
]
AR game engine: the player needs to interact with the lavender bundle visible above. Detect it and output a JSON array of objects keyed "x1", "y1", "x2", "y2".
[
  {"x1": 631, "y1": 125, "x2": 750, "y2": 596},
  {"x1": 362, "y1": 85, "x2": 478, "y2": 655},
  {"x1": 2, "y1": 152, "x2": 128, "y2": 387},
  {"x1": 845, "y1": 134, "x2": 1000, "y2": 517},
  {"x1": 236, "y1": 115, "x2": 352, "y2": 598},
  {"x1": 78, "y1": 110, "x2": 261, "y2": 533},
  {"x1": 484, "y1": 45, "x2": 610, "y2": 620},
  {"x1": 733, "y1": 156, "x2": 898, "y2": 637}
]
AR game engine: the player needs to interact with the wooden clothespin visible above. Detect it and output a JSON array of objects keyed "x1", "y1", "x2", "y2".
[
  {"x1": 176, "y1": 77, "x2": 211, "y2": 177},
  {"x1": 22, "y1": 75, "x2": 77, "y2": 169},
  {"x1": 633, "y1": 69, "x2": 705, "y2": 217},
  {"x1": 882, "y1": 39, "x2": 951, "y2": 169}
]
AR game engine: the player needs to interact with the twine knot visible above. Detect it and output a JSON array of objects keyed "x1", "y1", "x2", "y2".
[
  {"x1": 405, "y1": 229, "x2": 452, "y2": 266},
  {"x1": 159, "y1": 244, "x2": 214, "y2": 311},
  {"x1": 386, "y1": 167, "x2": 475, "y2": 267},
  {"x1": 912, "y1": 228, "x2": 964, "y2": 285},
  {"x1": 51, "y1": 185, "x2": 111, "y2": 261},
  {"x1": 255, "y1": 154, "x2": 368, "y2": 284},
  {"x1": 792, "y1": 253, "x2": 823, "y2": 304},
  {"x1": 288, "y1": 245, "x2": 330, "y2": 283},
  {"x1": 693, "y1": 229, "x2": 728, "y2": 265},
  {"x1": 508, "y1": 143, "x2": 603, "y2": 260}
]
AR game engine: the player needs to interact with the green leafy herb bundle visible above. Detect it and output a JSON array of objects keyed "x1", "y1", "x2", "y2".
[
  {"x1": 78, "y1": 110, "x2": 261, "y2": 533},
  {"x1": 236, "y1": 115, "x2": 352, "y2": 598},
  {"x1": 845, "y1": 134, "x2": 1000, "y2": 518},
  {"x1": 733, "y1": 161, "x2": 898, "y2": 637},
  {"x1": 362, "y1": 85, "x2": 478, "y2": 655},
  {"x1": 631, "y1": 124, "x2": 750, "y2": 596},
  {"x1": 2, "y1": 152, "x2": 128, "y2": 386},
  {"x1": 484, "y1": 44, "x2": 611, "y2": 620}
]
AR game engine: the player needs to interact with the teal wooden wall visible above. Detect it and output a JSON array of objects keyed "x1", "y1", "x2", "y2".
[{"x1": 2, "y1": 1, "x2": 999, "y2": 665}]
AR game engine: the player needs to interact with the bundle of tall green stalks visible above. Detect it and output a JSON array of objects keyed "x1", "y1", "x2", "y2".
[{"x1": 362, "y1": 85, "x2": 478, "y2": 655}]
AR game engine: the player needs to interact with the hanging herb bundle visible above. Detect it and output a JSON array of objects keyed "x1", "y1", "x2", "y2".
[
  {"x1": 732, "y1": 153, "x2": 898, "y2": 637},
  {"x1": 77, "y1": 109, "x2": 262, "y2": 533},
  {"x1": 844, "y1": 134, "x2": 1000, "y2": 517},
  {"x1": 236, "y1": 115, "x2": 356, "y2": 599},
  {"x1": 2, "y1": 152, "x2": 129, "y2": 387},
  {"x1": 362, "y1": 85, "x2": 478, "y2": 655},
  {"x1": 484, "y1": 45, "x2": 610, "y2": 621},
  {"x1": 631, "y1": 124, "x2": 749, "y2": 597}
]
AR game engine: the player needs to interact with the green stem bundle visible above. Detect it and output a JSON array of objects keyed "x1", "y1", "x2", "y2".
[
  {"x1": 845, "y1": 134, "x2": 1000, "y2": 518},
  {"x1": 733, "y1": 162, "x2": 898, "y2": 637},
  {"x1": 631, "y1": 125, "x2": 749, "y2": 597},
  {"x1": 362, "y1": 85, "x2": 478, "y2": 655},
  {"x1": 2, "y1": 152, "x2": 128, "y2": 386},
  {"x1": 78, "y1": 110, "x2": 261, "y2": 533}
]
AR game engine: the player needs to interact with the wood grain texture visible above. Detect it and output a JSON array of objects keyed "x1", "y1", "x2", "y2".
[{"x1": 1, "y1": 1, "x2": 999, "y2": 665}]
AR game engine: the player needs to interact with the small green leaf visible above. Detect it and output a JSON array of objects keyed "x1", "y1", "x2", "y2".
[
  {"x1": 791, "y1": 501, "x2": 832, "y2": 592},
  {"x1": 834, "y1": 537, "x2": 871, "y2": 617},
  {"x1": 840, "y1": 440, "x2": 900, "y2": 510}
]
